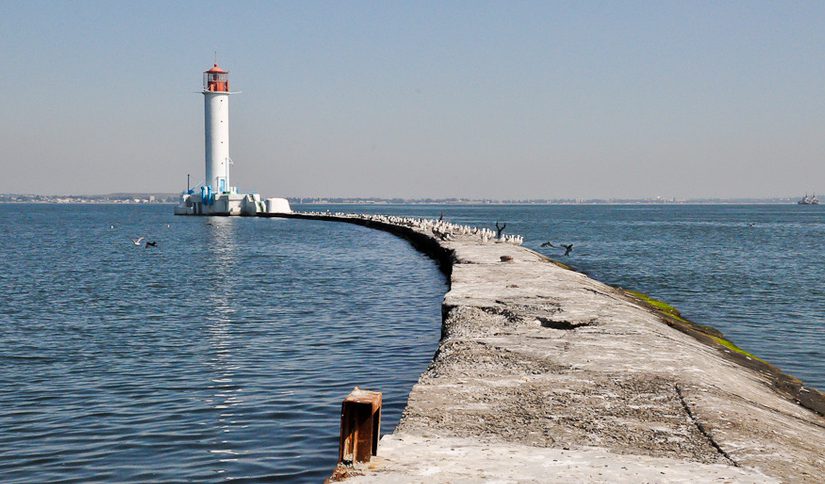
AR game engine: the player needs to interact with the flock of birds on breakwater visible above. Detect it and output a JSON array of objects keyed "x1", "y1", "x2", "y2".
[
  {"x1": 300, "y1": 211, "x2": 580, "y2": 257},
  {"x1": 303, "y1": 211, "x2": 530, "y2": 245}
]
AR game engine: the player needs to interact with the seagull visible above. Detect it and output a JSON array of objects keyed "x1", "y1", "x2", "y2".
[
  {"x1": 109, "y1": 224, "x2": 116, "y2": 229},
  {"x1": 561, "y1": 244, "x2": 574, "y2": 256},
  {"x1": 540, "y1": 241, "x2": 556, "y2": 248},
  {"x1": 166, "y1": 224, "x2": 171, "y2": 228},
  {"x1": 145, "y1": 241, "x2": 158, "y2": 248},
  {"x1": 131, "y1": 237, "x2": 144, "y2": 246}
]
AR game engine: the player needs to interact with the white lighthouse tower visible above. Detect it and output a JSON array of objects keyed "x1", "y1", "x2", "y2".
[
  {"x1": 203, "y1": 64, "x2": 232, "y2": 194},
  {"x1": 174, "y1": 62, "x2": 291, "y2": 216}
]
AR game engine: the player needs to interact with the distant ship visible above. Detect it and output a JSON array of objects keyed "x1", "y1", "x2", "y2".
[{"x1": 798, "y1": 193, "x2": 820, "y2": 205}]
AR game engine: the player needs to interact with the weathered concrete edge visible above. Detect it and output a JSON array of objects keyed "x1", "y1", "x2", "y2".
[
  {"x1": 262, "y1": 212, "x2": 456, "y2": 278},
  {"x1": 619, "y1": 289, "x2": 825, "y2": 417}
]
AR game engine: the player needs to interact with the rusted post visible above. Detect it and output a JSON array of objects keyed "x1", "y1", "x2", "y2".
[{"x1": 338, "y1": 387, "x2": 382, "y2": 464}]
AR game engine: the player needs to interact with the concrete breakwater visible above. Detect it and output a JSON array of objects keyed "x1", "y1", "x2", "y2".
[{"x1": 263, "y1": 212, "x2": 825, "y2": 482}]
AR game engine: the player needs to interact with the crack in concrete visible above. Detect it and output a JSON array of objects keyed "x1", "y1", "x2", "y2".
[{"x1": 675, "y1": 383, "x2": 738, "y2": 467}]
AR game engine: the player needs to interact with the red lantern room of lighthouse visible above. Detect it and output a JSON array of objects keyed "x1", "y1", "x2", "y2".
[{"x1": 204, "y1": 64, "x2": 229, "y2": 92}]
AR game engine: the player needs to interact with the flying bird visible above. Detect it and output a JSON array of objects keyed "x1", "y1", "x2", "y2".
[
  {"x1": 561, "y1": 244, "x2": 574, "y2": 256},
  {"x1": 131, "y1": 237, "x2": 144, "y2": 246},
  {"x1": 540, "y1": 241, "x2": 556, "y2": 248},
  {"x1": 145, "y1": 241, "x2": 158, "y2": 248}
]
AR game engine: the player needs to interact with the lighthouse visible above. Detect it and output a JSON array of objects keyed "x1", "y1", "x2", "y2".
[
  {"x1": 174, "y1": 62, "x2": 291, "y2": 216},
  {"x1": 203, "y1": 64, "x2": 232, "y2": 195}
]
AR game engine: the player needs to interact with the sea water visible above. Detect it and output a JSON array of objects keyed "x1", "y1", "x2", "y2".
[
  {"x1": 0, "y1": 204, "x2": 445, "y2": 482},
  {"x1": 2, "y1": 203, "x2": 823, "y2": 482}
]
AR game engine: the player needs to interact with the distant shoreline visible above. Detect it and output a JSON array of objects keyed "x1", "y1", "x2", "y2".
[{"x1": 0, "y1": 194, "x2": 814, "y2": 206}]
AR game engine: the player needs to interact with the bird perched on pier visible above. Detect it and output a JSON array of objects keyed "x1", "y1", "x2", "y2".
[
  {"x1": 561, "y1": 244, "x2": 574, "y2": 256},
  {"x1": 131, "y1": 236, "x2": 144, "y2": 246},
  {"x1": 540, "y1": 241, "x2": 556, "y2": 248},
  {"x1": 145, "y1": 241, "x2": 158, "y2": 248},
  {"x1": 495, "y1": 221, "x2": 507, "y2": 239}
]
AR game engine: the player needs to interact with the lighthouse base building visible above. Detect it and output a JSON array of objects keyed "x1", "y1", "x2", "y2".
[
  {"x1": 174, "y1": 191, "x2": 292, "y2": 216},
  {"x1": 174, "y1": 63, "x2": 291, "y2": 217}
]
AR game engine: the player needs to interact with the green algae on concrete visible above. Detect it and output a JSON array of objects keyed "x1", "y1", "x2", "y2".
[
  {"x1": 625, "y1": 290, "x2": 688, "y2": 321},
  {"x1": 709, "y1": 334, "x2": 766, "y2": 363},
  {"x1": 622, "y1": 287, "x2": 825, "y2": 417},
  {"x1": 624, "y1": 289, "x2": 766, "y2": 363}
]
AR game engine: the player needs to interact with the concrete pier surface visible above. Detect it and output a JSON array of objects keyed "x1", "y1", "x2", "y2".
[{"x1": 264, "y1": 212, "x2": 825, "y2": 482}]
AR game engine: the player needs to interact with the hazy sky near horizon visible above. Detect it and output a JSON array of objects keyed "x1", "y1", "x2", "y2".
[{"x1": 2, "y1": 1, "x2": 824, "y2": 199}]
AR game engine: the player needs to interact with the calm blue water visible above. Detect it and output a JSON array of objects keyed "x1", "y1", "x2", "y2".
[
  {"x1": 304, "y1": 203, "x2": 825, "y2": 390},
  {"x1": 0, "y1": 204, "x2": 446, "y2": 482},
  {"x1": 2, "y1": 203, "x2": 824, "y2": 482}
]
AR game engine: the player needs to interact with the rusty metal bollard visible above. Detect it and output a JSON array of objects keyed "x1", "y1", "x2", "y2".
[{"x1": 338, "y1": 387, "x2": 382, "y2": 464}]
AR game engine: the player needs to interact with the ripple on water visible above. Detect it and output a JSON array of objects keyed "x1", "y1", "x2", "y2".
[
  {"x1": 3, "y1": 203, "x2": 824, "y2": 481},
  {"x1": 0, "y1": 205, "x2": 446, "y2": 483}
]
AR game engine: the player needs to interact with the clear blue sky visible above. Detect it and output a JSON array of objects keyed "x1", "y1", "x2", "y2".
[{"x1": 2, "y1": 1, "x2": 824, "y2": 198}]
